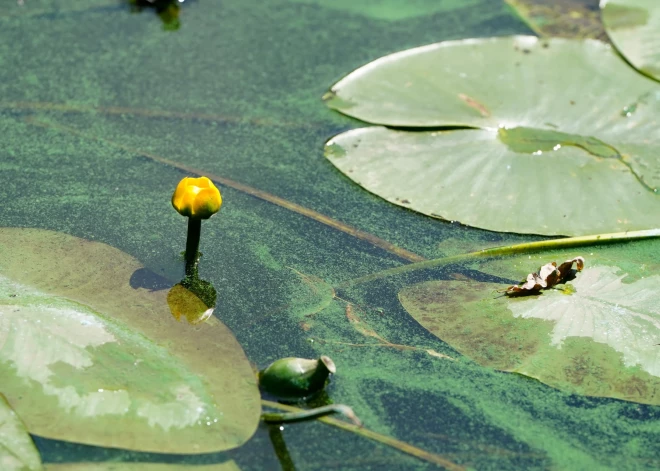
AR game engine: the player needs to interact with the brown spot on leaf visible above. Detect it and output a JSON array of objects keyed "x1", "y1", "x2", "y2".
[{"x1": 458, "y1": 93, "x2": 491, "y2": 117}]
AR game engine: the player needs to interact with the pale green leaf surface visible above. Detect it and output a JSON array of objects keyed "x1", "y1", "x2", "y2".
[
  {"x1": 0, "y1": 229, "x2": 260, "y2": 454},
  {"x1": 602, "y1": 0, "x2": 660, "y2": 80},
  {"x1": 325, "y1": 36, "x2": 660, "y2": 235},
  {"x1": 326, "y1": 127, "x2": 660, "y2": 235},
  {"x1": 399, "y1": 242, "x2": 660, "y2": 404},
  {"x1": 325, "y1": 36, "x2": 657, "y2": 129},
  {"x1": 0, "y1": 394, "x2": 43, "y2": 471}
]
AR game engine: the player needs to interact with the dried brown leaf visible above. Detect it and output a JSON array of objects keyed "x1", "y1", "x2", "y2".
[{"x1": 506, "y1": 257, "x2": 585, "y2": 296}]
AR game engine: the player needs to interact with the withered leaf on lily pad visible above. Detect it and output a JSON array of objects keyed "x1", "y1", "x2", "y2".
[
  {"x1": 506, "y1": 256, "x2": 584, "y2": 296},
  {"x1": 398, "y1": 240, "x2": 660, "y2": 405},
  {"x1": 0, "y1": 228, "x2": 260, "y2": 454},
  {"x1": 325, "y1": 36, "x2": 660, "y2": 236}
]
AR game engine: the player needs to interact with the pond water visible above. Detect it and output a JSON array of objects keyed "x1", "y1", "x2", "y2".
[{"x1": 1, "y1": 0, "x2": 659, "y2": 470}]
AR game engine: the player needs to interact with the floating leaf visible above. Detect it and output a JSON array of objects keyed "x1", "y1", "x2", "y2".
[
  {"x1": 0, "y1": 394, "x2": 43, "y2": 471},
  {"x1": 325, "y1": 36, "x2": 660, "y2": 235},
  {"x1": 0, "y1": 228, "x2": 260, "y2": 453},
  {"x1": 286, "y1": 0, "x2": 483, "y2": 21},
  {"x1": 504, "y1": 0, "x2": 608, "y2": 40},
  {"x1": 602, "y1": 0, "x2": 660, "y2": 81},
  {"x1": 44, "y1": 462, "x2": 240, "y2": 471},
  {"x1": 398, "y1": 241, "x2": 660, "y2": 404}
]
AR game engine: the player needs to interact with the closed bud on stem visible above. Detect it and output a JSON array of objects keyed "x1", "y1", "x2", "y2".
[{"x1": 259, "y1": 356, "x2": 336, "y2": 401}]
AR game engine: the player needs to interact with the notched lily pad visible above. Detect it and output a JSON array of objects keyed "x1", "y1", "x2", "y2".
[
  {"x1": 325, "y1": 36, "x2": 660, "y2": 235},
  {"x1": 399, "y1": 242, "x2": 660, "y2": 404},
  {"x1": 0, "y1": 394, "x2": 43, "y2": 471},
  {"x1": 602, "y1": 0, "x2": 660, "y2": 80},
  {"x1": 0, "y1": 228, "x2": 260, "y2": 453}
]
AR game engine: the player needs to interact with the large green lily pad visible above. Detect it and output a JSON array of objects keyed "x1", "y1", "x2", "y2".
[
  {"x1": 602, "y1": 0, "x2": 660, "y2": 81},
  {"x1": 324, "y1": 36, "x2": 660, "y2": 235},
  {"x1": 398, "y1": 240, "x2": 660, "y2": 404},
  {"x1": 0, "y1": 394, "x2": 43, "y2": 471},
  {"x1": 0, "y1": 228, "x2": 260, "y2": 453}
]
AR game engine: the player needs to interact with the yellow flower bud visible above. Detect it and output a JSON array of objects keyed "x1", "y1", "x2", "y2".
[{"x1": 171, "y1": 177, "x2": 222, "y2": 220}]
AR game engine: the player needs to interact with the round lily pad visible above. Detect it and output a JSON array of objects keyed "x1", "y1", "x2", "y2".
[
  {"x1": 398, "y1": 240, "x2": 660, "y2": 405},
  {"x1": 602, "y1": 0, "x2": 660, "y2": 81},
  {"x1": 0, "y1": 228, "x2": 260, "y2": 453},
  {"x1": 324, "y1": 36, "x2": 660, "y2": 235}
]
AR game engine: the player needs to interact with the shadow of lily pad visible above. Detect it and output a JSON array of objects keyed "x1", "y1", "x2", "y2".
[
  {"x1": 324, "y1": 36, "x2": 660, "y2": 235},
  {"x1": 0, "y1": 228, "x2": 260, "y2": 454},
  {"x1": 398, "y1": 241, "x2": 660, "y2": 405},
  {"x1": 602, "y1": 0, "x2": 660, "y2": 80}
]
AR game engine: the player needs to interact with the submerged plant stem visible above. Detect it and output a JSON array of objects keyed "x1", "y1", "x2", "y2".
[
  {"x1": 261, "y1": 400, "x2": 464, "y2": 471},
  {"x1": 267, "y1": 425, "x2": 297, "y2": 471},
  {"x1": 342, "y1": 229, "x2": 660, "y2": 286},
  {"x1": 24, "y1": 118, "x2": 425, "y2": 264},
  {"x1": 2, "y1": 101, "x2": 312, "y2": 128},
  {"x1": 262, "y1": 404, "x2": 361, "y2": 426}
]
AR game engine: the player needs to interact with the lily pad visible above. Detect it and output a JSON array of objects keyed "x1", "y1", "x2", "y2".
[
  {"x1": 324, "y1": 36, "x2": 660, "y2": 235},
  {"x1": 0, "y1": 228, "x2": 260, "y2": 453},
  {"x1": 286, "y1": 0, "x2": 483, "y2": 21},
  {"x1": 505, "y1": 0, "x2": 608, "y2": 40},
  {"x1": 45, "y1": 462, "x2": 240, "y2": 471},
  {"x1": 602, "y1": 0, "x2": 660, "y2": 81},
  {"x1": 0, "y1": 394, "x2": 43, "y2": 471},
  {"x1": 398, "y1": 240, "x2": 660, "y2": 405}
]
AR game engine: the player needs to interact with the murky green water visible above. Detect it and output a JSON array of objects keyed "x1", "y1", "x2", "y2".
[{"x1": 1, "y1": 1, "x2": 658, "y2": 470}]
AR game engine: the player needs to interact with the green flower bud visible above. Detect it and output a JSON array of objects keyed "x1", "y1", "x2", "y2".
[{"x1": 259, "y1": 356, "x2": 336, "y2": 401}]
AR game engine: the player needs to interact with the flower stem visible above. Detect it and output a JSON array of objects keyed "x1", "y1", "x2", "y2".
[
  {"x1": 341, "y1": 228, "x2": 660, "y2": 287},
  {"x1": 261, "y1": 400, "x2": 464, "y2": 470},
  {"x1": 267, "y1": 424, "x2": 297, "y2": 471},
  {"x1": 262, "y1": 404, "x2": 361, "y2": 426},
  {"x1": 185, "y1": 218, "x2": 202, "y2": 276}
]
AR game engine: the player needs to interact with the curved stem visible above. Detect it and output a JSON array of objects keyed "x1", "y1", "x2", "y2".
[
  {"x1": 341, "y1": 229, "x2": 660, "y2": 287},
  {"x1": 262, "y1": 404, "x2": 361, "y2": 426},
  {"x1": 261, "y1": 400, "x2": 465, "y2": 471}
]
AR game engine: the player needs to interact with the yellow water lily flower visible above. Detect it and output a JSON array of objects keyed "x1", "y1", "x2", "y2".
[{"x1": 172, "y1": 176, "x2": 222, "y2": 220}]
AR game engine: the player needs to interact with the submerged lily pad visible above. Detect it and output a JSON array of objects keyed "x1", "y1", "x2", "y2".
[
  {"x1": 0, "y1": 228, "x2": 260, "y2": 453},
  {"x1": 45, "y1": 462, "x2": 240, "y2": 471},
  {"x1": 505, "y1": 0, "x2": 608, "y2": 40},
  {"x1": 287, "y1": 0, "x2": 482, "y2": 21},
  {"x1": 602, "y1": 0, "x2": 660, "y2": 81},
  {"x1": 0, "y1": 394, "x2": 43, "y2": 471},
  {"x1": 398, "y1": 241, "x2": 660, "y2": 405},
  {"x1": 325, "y1": 36, "x2": 660, "y2": 235}
]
